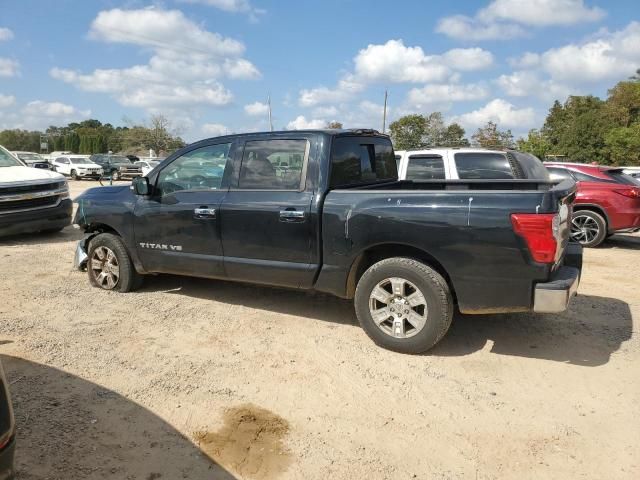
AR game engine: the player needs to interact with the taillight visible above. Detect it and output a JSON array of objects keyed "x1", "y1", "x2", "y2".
[
  {"x1": 511, "y1": 213, "x2": 559, "y2": 264},
  {"x1": 613, "y1": 188, "x2": 640, "y2": 199}
]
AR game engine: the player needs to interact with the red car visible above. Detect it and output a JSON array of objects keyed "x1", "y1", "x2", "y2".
[{"x1": 545, "y1": 162, "x2": 640, "y2": 247}]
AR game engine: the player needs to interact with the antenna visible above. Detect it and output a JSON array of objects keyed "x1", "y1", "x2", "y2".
[
  {"x1": 382, "y1": 89, "x2": 388, "y2": 134},
  {"x1": 268, "y1": 94, "x2": 273, "y2": 132}
]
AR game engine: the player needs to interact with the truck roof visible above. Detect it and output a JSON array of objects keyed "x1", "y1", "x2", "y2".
[{"x1": 201, "y1": 128, "x2": 389, "y2": 142}]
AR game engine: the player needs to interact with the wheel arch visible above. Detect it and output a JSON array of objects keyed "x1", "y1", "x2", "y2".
[
  {"x1": 345, "y1": 243, "x2": 456, "y2": 302},
  {"x1": 573, "y1": 204, "x2": 610, "y2": 229}
]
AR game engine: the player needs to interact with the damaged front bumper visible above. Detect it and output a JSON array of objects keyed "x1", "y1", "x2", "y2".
[{"x1": 73, "y1": 234, "x2": 96, "y2": 271}]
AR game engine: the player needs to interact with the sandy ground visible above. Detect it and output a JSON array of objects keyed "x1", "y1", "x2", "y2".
[{"x1": 0, "y1": 179, "x2": 638, "y2": 480}]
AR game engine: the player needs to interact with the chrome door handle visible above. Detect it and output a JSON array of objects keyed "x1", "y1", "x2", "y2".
[
  {"x1": 279, "y1": 210, "x2": 306, "y2": 222},
  {"x1": 194, "y1": 207, "x2": 216, "y2": 219}
]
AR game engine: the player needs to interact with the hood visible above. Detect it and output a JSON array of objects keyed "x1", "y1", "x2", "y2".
[
  {"x1": 74, "y1": 184, "x2": 131, "y2": 201},
  {"x1": 0, "y1": 165, "x2": 66, "y2": 184}
]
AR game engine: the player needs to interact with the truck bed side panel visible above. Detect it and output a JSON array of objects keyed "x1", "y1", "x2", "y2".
[{"x1": 316, "y1": 190, "x2": 551, "y2": 313}]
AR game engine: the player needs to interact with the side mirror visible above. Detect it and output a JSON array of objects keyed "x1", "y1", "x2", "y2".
[{"x1": 132, "y1": 176, "x2": 151, "y2": 196}]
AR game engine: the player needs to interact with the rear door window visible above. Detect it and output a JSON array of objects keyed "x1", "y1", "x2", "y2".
[
  {"x1": 606, "y1": 170, "x2": 640, "y2": 186},
  {"x1": 406, "y1": 155, "x2": 446, "y2": 180},
  {"x1": 570, "y1": 170, "x2": 614, "y2": 183},
  {"x1": 454, "y1": 152, "x2": 514, "y2": 179},
  {"x1": 238, "y1": 139, "x2": 308, "y2": 190},
  {"x1": 330, "y1": 136, "x2": 396, "y2": 188}
]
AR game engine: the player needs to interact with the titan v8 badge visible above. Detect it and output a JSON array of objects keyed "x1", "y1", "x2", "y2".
[{"x1": 139, "y1": 242, "x2": 182, "y2": 251}]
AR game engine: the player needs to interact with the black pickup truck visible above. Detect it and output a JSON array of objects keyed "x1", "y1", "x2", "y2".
[
  {"x1": 72, "y1": 130, "x2": 582, "y2": 353},
  {"x1": 0, "y1": 359, "x2": 15, "y2": 480}
]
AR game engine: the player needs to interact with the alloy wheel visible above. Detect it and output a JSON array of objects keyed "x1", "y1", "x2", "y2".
[
  {"x1": 368, "y1": 277, "x2": 428, "y2": 339},
  {"x1": 90, "y1": 246, "x2": 120, "y2": 289},
  {"x1": 570, "y1": 214, "x2": 600, "y2": 244}
]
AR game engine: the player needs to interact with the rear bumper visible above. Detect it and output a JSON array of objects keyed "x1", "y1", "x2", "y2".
[
  {"x1": 533, "y1": 243, "x2": 582, "y2": 313},
  {"x1": 0, "y1": 199, "x2": 72, "y2": 237},
  {"x1": 0, "y1": 436, "x2": 15, "y2": 480}
]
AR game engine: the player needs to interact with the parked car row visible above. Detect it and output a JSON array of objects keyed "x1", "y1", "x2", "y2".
[{"x1": 395, "y1": 148, "x2": 640, "y2": 248}]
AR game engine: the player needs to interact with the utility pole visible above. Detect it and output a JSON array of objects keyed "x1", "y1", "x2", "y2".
[
  {"x1": 382, "y1": 89, "x2": 388, "y2": 134},
  {"x1": 268, "y1": 94, "x2": 273, "y2": 132}
]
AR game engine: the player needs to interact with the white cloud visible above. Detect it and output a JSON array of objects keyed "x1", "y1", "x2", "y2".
[
  {"x1": 407, "y1": 83, "x2": 489, "y2": 109},
  {"x1": 437, "y1": 0, "x2": 605, "y2": 41},
  {"x1": 287, "y1": 116, "x2": 326, "y2": 130},
  {"x1": 299, "y1": 75, "x2": 364, "y2": 107},
  {"x1": 298, "y1": 41, "x2": 493, "y2": 107},
  {"x1": 478, "y1": 0, "x2": 605, "y2": 27},
  {"x1": 179, "y1": 0, "x2": 265, "y2": 21},
  {"x1": 354, "y1": 40, "x2": 451, "y2": 83},
  {"x1": 0, "y1": 94, "x2": 15, "y2": 108},
  {"x1": 496, "y1": 71, "x2": 572, "y2": 101},
  {"x1": 537, "y1": 21, "x2": 640, "y2": 83},
  {"x1": 244, "y1": 101, "x2": 269, "y2": 116},
  {"x1": 202, "y1": 123, "x2": 230, "y2": 136},
  {"x1": 51, "y1": 7, "x2": 259, "y2": 112},
  {"x1": 0, "y1": 28, "x2": 13, "y2": 42},
  {"x1": 452, "y1": 99, "x2": 536, "y2": 130},
  {"x1": 0, "y1": 58, "x2": 19, "y2": 77},
  {"x1": 312, "y1": 105, "x2": 340, "y2": 118},
  {"x1": 442, "y1": 48, "x2": 494, "y2": 71},
  {"x1": 508, "y1": 52, "x2": 541, "y2": 69},
  {"x1": 436, "y1": 15, "x2": 526, "y2": 41},
  {"x1": 9, "y1": 100, "x2": 92, "y2": 130}
]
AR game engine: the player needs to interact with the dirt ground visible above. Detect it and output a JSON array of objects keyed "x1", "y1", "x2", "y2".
[{"x1": 0, "y1": 179, "x2": 638, "y2": 480}]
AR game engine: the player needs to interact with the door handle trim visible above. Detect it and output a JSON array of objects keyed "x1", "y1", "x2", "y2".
[
  {"x1": 194, "y1": 207, "x2": 216, "y2": 219},
  {"x1": 279, "y1": 210, "x2": 306, "y2": 222}
]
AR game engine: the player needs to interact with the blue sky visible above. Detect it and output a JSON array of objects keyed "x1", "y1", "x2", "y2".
[{"x1": 1, "y1": 0, "x2": 639, "y2": 141}]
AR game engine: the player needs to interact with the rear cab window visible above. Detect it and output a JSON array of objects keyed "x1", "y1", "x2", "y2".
[
  {"x1": 238, "y1": 139, "x2": 309, "y2": 190},
  {"x1": 453, "y1": 152, "x2": 514, "y2": 179},
  {"x1": 406, "y1": 155, "x2": 446, "y2": 180},
  {"x1": 329, "y1": 136, "x2": 396, "y2": 188}
]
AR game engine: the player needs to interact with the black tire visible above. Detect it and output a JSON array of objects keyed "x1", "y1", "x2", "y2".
[
  {"x1": 111, "y1": 170, "x2": 120, "y2": 181},
  {"x1": 52, "y1": 166, "x2": 58, "y2": 173},
  {"x1": 571, "y1": 210, "x2": 607, "y2": 248},
  {"x1": 71, "y1": 169, "x2": 78, "y2": 180},
  {"x1": 354, "y1": 257, "x2": 453, "y2": 354},
  {"x1": 87, "y1": 233, "x2": 143, "y2": 292},
  {"x1": 40, "y1": 227, "x2": 64, "y2": 234}
]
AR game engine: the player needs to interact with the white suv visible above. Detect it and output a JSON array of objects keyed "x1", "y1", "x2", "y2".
[{"x1": 51, "y1": 156, "x2": 103, "y2": 180}]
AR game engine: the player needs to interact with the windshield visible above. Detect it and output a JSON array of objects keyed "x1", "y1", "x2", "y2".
[
  {"x1": 70, "y1": 158, "x2": 92, "y2": 164},
  {"x1": 0, "y1": 147, "x2": 23, "y2": 167},
  {"x1": 17, "y1": 153, "x2": 44, "y2": 161},
  {"x1": 110, "y1": 156, "x2": 133, "y2": 164}
]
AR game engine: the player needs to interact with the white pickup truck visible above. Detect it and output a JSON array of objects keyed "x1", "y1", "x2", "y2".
[
  {"x1": 0, "y1": 145, "x2": 72, "y2": 237},
  {"x1": 394, "y1": 147, "x2": 545, "y2": 180}
]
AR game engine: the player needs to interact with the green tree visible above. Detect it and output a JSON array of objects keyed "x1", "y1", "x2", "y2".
[
  {"x1": 517, "y1": 129, "x2": 551, "y2": 159},
  {"x1": 604, "y1": 124, "x2": 640, "y2": 165},
  {"x1": 65, "y1": 132, "x2": 80, "y2": 152},
  {"x1": 389, "y1": 114, "x2": 427, "y2": 149},
  {"x1": 326, "y1": 121, "x2": 343, "y2": 129},
  {"x1": 605, "y1": 81, "x2": 640, "y2": 127},
  {"x1": 54, "y1": 135, "x2": 66, "y2": 151},
  {"x1": 471, "y1": 121, "x2": 514, "y2": 149},
  {"x1": 442, "y1": 123, "x2": 469, "y2": 147},
  {"x1": 422, "y1": 112, "x2": 447, "y2": 146}
]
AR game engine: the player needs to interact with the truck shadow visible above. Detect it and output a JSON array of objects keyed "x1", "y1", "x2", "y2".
[
  {"x1": 142, "y1": 277, "x2": 631, "y2": 367},
  {"x1": 0, "y1": 226, "x2": 82, "y2": 247},
  {"x1": 601, "y1": 234, "x2": 640, "y2": 250},
  {"x1": 431, "y1": 294, "x2": 632, "y2": 367},
  {"x1": 1, "y1": 354, "x2": 237, "y2": 480}
]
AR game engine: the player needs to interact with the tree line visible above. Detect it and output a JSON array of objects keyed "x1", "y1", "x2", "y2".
[
  {"x1": 383, "y1": 73, "x2": 640, "y2": 166},
  {"x1": 0, "y1": 114, "x2": 185, "y2": 156}
]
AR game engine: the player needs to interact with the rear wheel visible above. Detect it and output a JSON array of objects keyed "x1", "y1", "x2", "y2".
[
  {"x1": 87, "y1": 233, "x2": 143, "y2": 292},
  {"x1": 354, "y1": 257, "x2": 453, "y2": 354},
  {"x1": 71, "y1": 169, "x2": 78, "y2": 180},
  {"x1": 571, "y1": 210, "x2": 607, "y2": 247},
  {"x1": 111, "y1": 170, "x2": 120, "y2": 181}
]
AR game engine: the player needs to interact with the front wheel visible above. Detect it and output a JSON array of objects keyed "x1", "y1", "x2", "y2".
[
  {"x1": 71, "y1": 169, "x2": 78, "y2": 180},
  {"x1": 571, "y1": 210, "x2": 607, "y2": 247},
  {"x1": 354, "y1": 257, "x2": 453, "y2": 354},
  {"x1": 87, "y1": 233, "x2": 143, "y2": 292}
]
